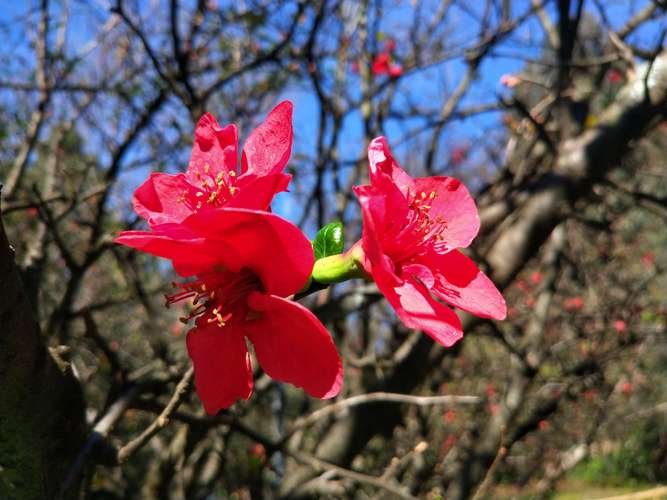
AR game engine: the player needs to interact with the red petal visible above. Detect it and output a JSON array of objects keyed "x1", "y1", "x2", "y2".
[
  {"x1": 417, "y1": 250, "x2": 506, "y2": 320},
  {"x1": 188, "y1": 113, "x2": 238, "y2": 186},
  {"x1": 114, "y1": 226, "x2": 220, "y2": 276},
  {"x1": 228, "y1": 173, "x2": 291, "y2": 210},
  {"x1": 186, "y1": 324, "x2": 252, "y2": 414},
  {"x1": 133, "y1": 172, "x2": 197, "y2": 226},
  {"x1": 356, "y1": 189, "x2": 463, "y2": 346},
  {"x1": 354, "y1": 182, "x2": 412, "y2": 260},
  {"x1": 182, "y1": 208, "x2": 313, "y2": 297},
  {"x1": 413, "y1": 176, "x2": 480, "y2": 251},
  {"x1": 367, "y1": 136, "x2": 415, "y2": 196},
  {"x1": 244, "y1": 292, "x2": 342, "y2": 399},
  {"x1": 241, "y1": 101, "x2": 293, "y2": 176},
  {"x1": 375, "y1": 272, "x2": 463, "y2": 347},
  {"x1": 353, "y1": 185, "x2": 402, "y2": 282}
]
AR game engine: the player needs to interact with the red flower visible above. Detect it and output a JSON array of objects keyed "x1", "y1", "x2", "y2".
[
  {"x1": 115, "y1": 104, "x2": 343, "y2": 414},
  {"x1": 613, "y1": 320, "x2": 627, "y2": 333},
  {"x1": 450, "y1": 145, "x2": 469, "y2": 167},
  {"x1": 564, "y1": 296, "x2": 584, "y2": 311},
  {"x1": 351, "y1": 137, "x2": 506, "y2": 347},
  {"x1": 116, "y1": 209, "x2": 343, "y2": 414},
  {"x1": 371, "y1": 52, "x2": 403, "y2": 77},
  {"x1": 607, "y1": 68, "x2": 623, "y2": 83},
  {"x1": 133, "y1": 101, "x2": 293, "y2": 227},
  {"x1": 621, "y1": 382, "x2": 634, "y2": 396}
]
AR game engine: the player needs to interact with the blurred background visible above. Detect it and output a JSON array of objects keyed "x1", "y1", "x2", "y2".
[{"x1": 1, "y1": 0, "x2": 667, "y2": 498}]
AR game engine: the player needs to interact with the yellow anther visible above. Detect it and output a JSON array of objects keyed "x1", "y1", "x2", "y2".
[
  {"x1": 429, "y1": 191, "x2": 436, "y2": 199},
  {"x1": 204, "y1": 163, "x2": 210, "y2": 173},
  {"x1": 196, "y1": 191, "x2": 204, "y2": 197}
]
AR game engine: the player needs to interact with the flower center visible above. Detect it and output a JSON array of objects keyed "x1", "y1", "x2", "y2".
[
  {"x1": 177, "y1": 164, "x2": 239, "y2": 212},
  {"x1": 165, "y1": 269, "x2": 259, "y2": 328},
  {"x1": 389, "y1": 190, "x2": 448, "y2": 261}
]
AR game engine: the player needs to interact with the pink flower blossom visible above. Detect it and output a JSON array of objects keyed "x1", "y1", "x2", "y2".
[{"x1": 351, "y1": 137, "x2": 506, "y2": 348}]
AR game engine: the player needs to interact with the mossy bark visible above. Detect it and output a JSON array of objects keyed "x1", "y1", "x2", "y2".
[{"x1": 0, "y1": 209, "x2": 86, "y2": 499}]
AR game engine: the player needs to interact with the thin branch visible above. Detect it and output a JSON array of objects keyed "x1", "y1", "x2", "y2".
[
  {"x1": 115, "y1": 366, "x2": 194, "y2": 464},
  {"x1": 282, "y1": 392, "x2": 480, "y2": 442}
]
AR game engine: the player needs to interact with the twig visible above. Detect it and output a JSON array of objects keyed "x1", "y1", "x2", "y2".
[
  {"x1": 115, "y1": 366, "x2": 194, "y2": 464},
  {"x1": 287, "y1": 449, "x2": 418, "y2": 500},
  {"x1": 471, "y1": 428, "x2": 508, "y2": 500},
  {"x1": 282, "y1": 392, "x2": 480, "y2": 442}
]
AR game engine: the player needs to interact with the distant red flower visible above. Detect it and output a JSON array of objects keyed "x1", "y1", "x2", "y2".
[
  {"x1": 607, "y1": 68, "x2": 623, "y2": 83},
  {"x1": 582, "y1": 388, "x2": 598, "y2": 401},
  {"x1": 500, "y1": 74, "x2": 520, "y2": 88},
  {"x1": 443, "y1": 409, "x2": 457, "y2": 423},
  {"x1": 538, "y1": 419, "x2": 550, "y2": 431},
  {"x1": 564, "y1": 296, "x2": 584, "y2": 311},
  {"x1": 621, "y1": 382, "x2": 634, "y2": 396},
  {"x1": 613, "y1": 320, "x2": 627, "y2": 333},
  {"x1": 440, "y1": 435, "x2": 457, "y2": 455},
  {"x1": 450, "y1": 144, "x2": 469, "y2": 167},
  {"x1": 516, "y1": 279, "x2": 530, "y2": 293},
  {"x1": 132, "y1": 101, "x2": 293, "y2": 227},
  {"x1": 26, "y1": 207, "x2": 39, "y2": 218},
  {"x1": 351, "y1": 137, "x2": 506, "y2": 348},
  {"x1": 249, "y1": 443, "x2": 267, "y2": 461},
  {"x1": 371, "y1": 52, "x2": 403, "y2": 77},
  {"x1": 642, "y1": 251, "x2": 655, "y2": 268},
  {"x1": 530, "y1": 271, "x2": 542, "y2": 285}
]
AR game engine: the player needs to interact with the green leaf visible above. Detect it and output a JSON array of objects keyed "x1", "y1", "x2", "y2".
[{"x1": 313, "y1": 222, "x2": 344, "y2": 260}]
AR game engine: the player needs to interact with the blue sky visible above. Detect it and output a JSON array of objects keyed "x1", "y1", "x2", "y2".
[{"x1": 1, "y1": 0, "x2": 664, "y2": 237}]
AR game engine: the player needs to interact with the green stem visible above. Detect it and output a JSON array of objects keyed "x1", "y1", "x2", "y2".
[{"x1": 311, "y1": 245, "x2": 366, "y2": 284}]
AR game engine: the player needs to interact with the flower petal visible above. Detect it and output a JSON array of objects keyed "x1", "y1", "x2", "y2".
[
  {"x1": 367, "y1": 136, "x2": 415, "y2": 196},
  {"x1": 355, "y1": 186, "x2": 463, "y2": 346},
  {"x1": 376, "y1": 272, "x2": 463, "y2": 348},
  {"x1": 114, "y1": 226, "x2": 220, "y2": 276},
  {"x1": 241, "y1": 101, "x2": 293, "y2": 177},
  {"x1": 419, "y1": 250, "x2": 506, "y2": 320},
  {"x1": 244, "y1": 292, "x2": 342, "y2": 399},
  {"x1": 187, "y1": 113, "x2": 238, "y2": 187},
  {"x1": 186, "y1": 323, "x2": 252, "y2": 414},
  {"x1": 353, "y1": 184, "x2": 403, "y2": 282},
  {"x1": 412, "y1": 176, "x2": 480, "y2": 251},
  {"x1": 182, "y1": 208, "x2": 313, "y2": 297},
  {"x1": 227, "y1": 173, "x2": 291, "y2": 211},
  {"x1": 133, "y1": 172, "x2": 198, "y2": 226}
]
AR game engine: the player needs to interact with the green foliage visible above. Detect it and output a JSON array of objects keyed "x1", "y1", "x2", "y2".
[
  {"x1": 312, "y1": 222, "x2": 344, "y2": 261},
  {"x1": 571, "y1": 416, "x2": 667, "y2": 487}
]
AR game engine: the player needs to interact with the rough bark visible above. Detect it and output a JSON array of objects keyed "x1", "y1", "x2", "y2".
[{"x1": 0, "y1": 199, "x2": 87, "y2": 500}]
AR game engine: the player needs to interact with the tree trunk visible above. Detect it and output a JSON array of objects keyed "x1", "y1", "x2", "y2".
[{"x1": 0, "y1": 200, "x2": 86, "y2": 500}]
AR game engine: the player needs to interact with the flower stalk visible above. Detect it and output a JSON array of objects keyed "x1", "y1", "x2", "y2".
[{"x1": 311, "y1": 243, "x2": 367, "y2": 284}]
